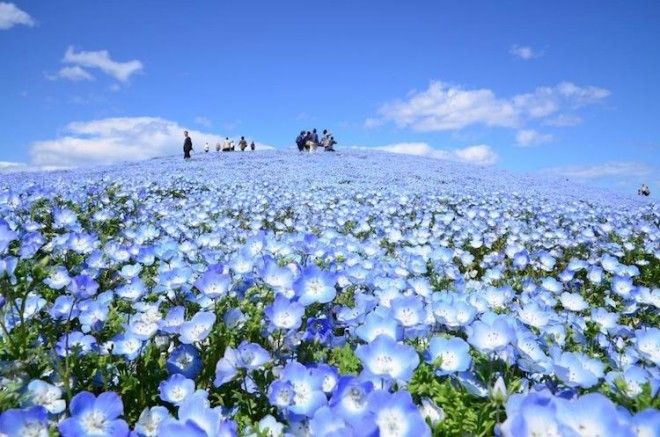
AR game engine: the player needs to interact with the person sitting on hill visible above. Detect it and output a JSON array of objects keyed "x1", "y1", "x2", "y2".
[{"x1": 239, "y1": 136, "x2": 248, "y2": 151}]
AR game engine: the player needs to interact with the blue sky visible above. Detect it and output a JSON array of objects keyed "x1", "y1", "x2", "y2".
[{"x1": 1, "y1": 0, "x2": 658, "y2": 193}]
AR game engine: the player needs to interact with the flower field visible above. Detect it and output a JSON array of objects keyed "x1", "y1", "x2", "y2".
[{"x1": 0, "y1": 150, "x2": 658, "y2": 436}]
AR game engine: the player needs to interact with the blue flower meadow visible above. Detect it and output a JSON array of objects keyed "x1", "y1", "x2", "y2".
[{"x1": 0, "y1": 150, "x2": 658, "y2": 436}]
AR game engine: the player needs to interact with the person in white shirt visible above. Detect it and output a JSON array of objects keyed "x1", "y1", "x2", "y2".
[{"x1": 204, "y1": 142, "x2": 210, "y2": 153}]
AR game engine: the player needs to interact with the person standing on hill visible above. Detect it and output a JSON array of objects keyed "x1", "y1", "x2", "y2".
[
  {"x1": 296, "y1": 131, "x2": 305, "y2": 152},
  {"x1": 250, "y1": 141, "x2": 256, "y2": 151},
  {"x1": 183, "y1": 131, "x2": 193, "y2": 159},
  {"x1": 239, "y1": 136, "x2": 248, "y2": 151}
]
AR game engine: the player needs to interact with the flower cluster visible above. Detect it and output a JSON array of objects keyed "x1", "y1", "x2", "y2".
[{"x1": 0, "y1": 150, "x2": 657, "y2": 436}]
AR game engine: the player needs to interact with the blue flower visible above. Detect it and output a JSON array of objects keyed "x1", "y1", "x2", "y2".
[
  {"x1": 56, "y1": 331, "x2": 98, "y2": 357},
  {"x1": 467, "y1": 317, "x2": 515, "y2": 354},
  {"x1": 553, "y1": 351, "x2": 604, "y2": 388},
  {"x1": 355, "y1": 335, "x2": 420, "y2": 383},
  {"x1": 44, "y1": 266, "x2": 71, "y2": 290},
  {"x1": 167, "y1": 344, "x2": 202, "y2": 379},
  {"x1": 355, "y1": 311, "x2": 403, "y2": 342},
  {"x1": 328, "y1": 376, "x2": 374, "y2": 426},
  {"x1": 276, "y1": 361, "x2": 327, "y2": 417},
  {"x1": 425, "y1": 336, "x2": 472, "y2": 374},
  {"x1": 59, "y1": 391, "x2": 129, "y2": 437},
  {"x1": 214, "y1": 342, "x2": 271, "y2": 387},
  {"x1": 179, "y1": 311, "x2": 216, "y2": 344},
  {"x1": 635, "y1": 327, "x2": 660, "y2": 366},
  {"x1": 390, "y1": 295, "x2": 426, "y2": 327},
  {"x1": 264, "y1": 294, "x2": 305, "y2": 331},
  {"x1": 159, "y1": 374, "x2": 195, "y2": 406},
  {"x1": 303, "y1": 316, "x2": 333, "y2": 344},
  {"x1": 26, "y1": 379, "x2": 66, "y2": 414},
  {"x1": 194, "y1": 265, "x2": 232, "y2": 298},
  {"x1": 134, "y1": 406, "x2": 172, "y2": 437},
  {"x1": 293, "y1": 265, "x2": 337, "y2": 305},
  {"x1": 367, "y1": 390, "x2": 431, "y2": 437},
  {"x1": 0, "y1": 406, "x2": 49, "y2": 437}
]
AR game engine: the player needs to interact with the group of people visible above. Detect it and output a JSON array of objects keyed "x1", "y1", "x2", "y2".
[
  {"x1": 638, "y1": 183, "x2": 651, "y2": 197},
  {"x1": 296, "y1": 129, "x2": 336, "y2": 152},
  {"x1": 182, "y1": 131, "x2": 255, "y2": 159}
]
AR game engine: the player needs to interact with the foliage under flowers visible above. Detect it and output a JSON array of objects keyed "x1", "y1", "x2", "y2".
[{"x1": 0, "y1": 150, "x2": 658, "y2": 436}]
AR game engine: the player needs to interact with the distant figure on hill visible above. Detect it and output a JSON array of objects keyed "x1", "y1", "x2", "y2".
[
  {"x1": 638, "y1": 183, "x2": 650, "y2": 197},
  {"x1": 250, "y1": 141, "x2": 256, "y2": 151},
  {"x1": 321, "y1": 129, "x2": 336, "y2": 151},
  {"x1": 296, "y1": 131, "x2": 305, "y2": 152},
  {"x1": 239, "y1": 136, "x2": 248, "y2": 151},
  {"x1": 222, "y1": 137, "x2": 233, "y2": 152},
  {"x1": 215, "y1": 141, "x2": 221, "y2": 152},
  {"x1": 204, "y1": 142, "x2": 209, "y2": 153},
  {"x1": 183, "y1": 131, "x2": 193, "y2": 159}
]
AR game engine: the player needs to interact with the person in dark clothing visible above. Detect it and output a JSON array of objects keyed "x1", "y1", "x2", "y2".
[
  {"x1": 250, "y1": 141, "x2": 256, "y2": 151},
  {"x1": 296, "y1": 131, "x2": 305, "y2": 152},
  {"x1": 183, "y1": 131, "x2": 193, "y2": 159},
  {"x1": 638, "y1": 183, "x2": 650, "y2": 196},
  {"x1": 239, "y1": 136, "x2": 248, "y2": 151},
  {"x1": 311, "y1": 129, "x2": 319, "y2": 151}
]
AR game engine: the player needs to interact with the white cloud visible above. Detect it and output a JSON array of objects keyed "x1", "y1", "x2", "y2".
[
  {"x1": 370, "y1": 80, "x2": 610, "y2": 135},
  {"x1": 194, "y1": 116, "x2": 212, "y2": 127},
  {"x1": 46, "y1": 65, "x2": 95, "y2": 82},
  {"x1": 63, "y1": 46, "x2": 143, "y2": 82},
  {"x1": 0, "y1": 160, "x2": 25, "y2": 169},
  {"x1": 362, "y1": 142, "x2": 498, "y2": 166},
  {"x1": 515, "y1": 129, "x2": 554, "y2": 147},
  {"x1": 29, "y1": 116, "x2": 273, "y2": 167},
  {"x1": 0, "y1": 2, "x2": 34, "y2": 29},
  {"x1": 541, "y1": 162, "x2": 653, "y2": 180},
  {"x1": 509, "y1": 44, "x2": 541, "y2": 60}
]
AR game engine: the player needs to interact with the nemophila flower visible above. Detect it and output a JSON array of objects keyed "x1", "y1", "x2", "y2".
[
  {"x1": 56, "y1": 331, "x2": 98, "y2": 357},
  {"x1": 134, "y1": 406, "x2": 171, "y2": 437},
  {"x1": 559, "y1": 292, "x2": 589, "y2": 312},
  {"x1": 425, "y1": 336, "x2": 472, "y2": 374},
  {"x1": 601, "y1": 254, "x2": 620, "y2": 273},
  {"x1": 26, "y1": 379, "x2": 66, "y2": 414},
  {"x1": 303, "y1": 316, "x2": 333, "y2": 344},
  {"x1": 223, "y1": 308, "x2": 246, "y2": 329},
  {"x1": 309, "y1": 406, "x2": 351, "y2": 436},
  {"x1": 67, "y1": 232, "x2": 98, "y2": 255},
  {"x1": 390, "y1": 295, "x2": 426, "y2": 327},
  {"x1": 419, "y1": 398, "x2": 445, "y2": 427},
  {"x1": 467, "y1": 317, "x2": 515, "y2": 354},
  {"x1": 434, "y1": 298, "x2": 477, "y2": 329},
  {"x1": 631, "y1": 409, "x2": 660, "y2": 437},
  {"x1": 587, "y1": 266, "x2": 604, "y2": 284},
  {"x1": 540, "y1": 277, "x2": 562, "y2": 293},
  {"x1": 44, "y1": 266, "x2": 71, "y2": 289},
  {"x1": 111, "y1": 332, "x2": 143, "y2": 360},
  {"x1": 612, "y1": 275, "x2": 635, "y2": 298},
  {"x1": 50, "y1": 295, "x2": 78, "y2": 321},
  {"x1": 555, "y1": 392, "x2": 634, "y2": 437},
  {"x1": 115, "y1": 279, "x2": 147, "y2": 301},
  {"x1": 214, "y1": 341, "x2": 271, "y2": 386},
  {"x1": 68, "y1": 274, "x2": 100, "y2": 299},
  {"x1": 355, "y1": 335, "x2": 420, "y2": 383},
  {"x1": 635, "y1": 327, "x2": 660, "y2": 366},
  {"x1": 0, "y1": 406, "x2": 49, "y2": 437},
  {"x1": 194, "y1": 266, "x2": 232, "y2": 298},
  {"x1": 78, "y1": 300, "x2": 110, "y2": 333},
  {"x1": 500, "y1": 391, "x2": 566, "y2": 437},
  {"x1": 159, "y1": 306, "x2": 185, "y2": 334},
  {"x1": 267, "y1": 380, "x2": 295, "y2": 409},
  {"x1": 517, "y1": 302, "x2": 552, "y2": 329},
  {"x1": 553, "y1": 351, "x2": 605, "y2": 388},
  {"x1": 0, "y1": 219, "x2": 18, "y2": 253},
  {"x1": 251, "y1": 415, "x2": 285, "y2": 437},
  {"x1": 53, "y1": 208, "x2": 78, "y2": 229},
  {"x1": 179, "y1": 311, "x2": 216, "y2": 344},
  {"x1": 159, "y1": 374, "x2": 195, "y2": 406},
  {"x1": 606, "y1": 366, "x2": 658, "y2": 398},
  {"x1": 328, "y1": 376, "x2": 375, "y2": 426},
  {"x1": 167, "y1": 344, "x2": 202, "y2": 379},
  {"x1": 264, "y1": 294, "x2": 305, "y2": 331},
  {"x1": 118, "y1": 263, "x2": 142, "y2": 280},
  {"x1": 58, "y1": 391, "x2": 128, "y2": 437},
  {"x1": 260, "y1": 258, "x2": 295, "y2": 292},
  {"x1": 293, "y1": 265, "x2": 337, "y2": 305},
  {"x1": 355, "y1": 311, "x2": 403, "y2": 342},
  {"x1": 368, "y1": 390, "x2": 431, "y2": 437},
  {"x1": 278, "y1": 361, "x2": 327, "y2": 417},
  {"x1": 590, "y1": 307, "x2": 619, "y2": 333},
  {"x1": 229, "y1": 249, "x2": 255, "y2": 276}
]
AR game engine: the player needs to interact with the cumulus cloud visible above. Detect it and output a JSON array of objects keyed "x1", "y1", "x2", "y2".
[
  {"x1": 509, "y1": 44, "x2": 541, "y2": 60},
  {"x1": 46, "y1": 65, "x2": 95, "y2": 82},
  {"x1": 62, "y1": 46, "x2": 143, "y2": 82},
  {"x1": 369, "y1": 80, "x2": 610, "y2": 135},
  {"x1": 362, "y1": 142, "x2": 498, "y2": 166},
  {"x1": 515, "y1": 129, "x2": 554, "y2": 147},
  {"x1": 0, "y1": 2, "x2": 34, "y2": 29},
  {"x1": 541, "y1": 162, "x2": 654, "y2": 180}
]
